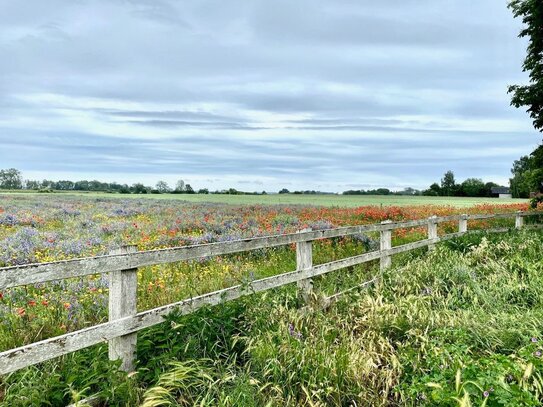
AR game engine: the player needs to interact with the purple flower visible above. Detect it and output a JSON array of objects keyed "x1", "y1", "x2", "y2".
[
  {"x1": 531, "y1": 337, "x2": 538, "y2": 343},
  {"x1": 288, "y1": 323, "x2": 303, "y2": 340},
  {"x1": 0, "y1": 214, "x2": 18, "y2": 226},
  {"x1": 483, "y1": 391, "x2": 489, "y2": 398},
  {"x1": 288, "y1": 323, "x2": 295, "y2": 336},
  {"x1": 534, "y1": 350, "x2": 542, "y2": 358}
]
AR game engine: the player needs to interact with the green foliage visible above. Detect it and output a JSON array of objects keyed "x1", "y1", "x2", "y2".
[
  {"x1": 3, "y1": 230, "x2": 543, "y2": 405},
  {"x1": 0, "y1": 169, "x2": 23, "y2": 190},
  {"x1": 510, "y1": 144, "x2": 543, "y2": 198},
  {"x1": 530, "y1": 195, "x2": 543, "y2": 209},
  {"x1": 423, "y1": 172, "x2": 504, "y2": 198},
  {"x1": 423, "y1": 182, "x2": 441, "y2": 196},
  {"x1": 155, "y1": 181, "x2": 171, "y2": 193},
  {"x1": 137, "y1": 230, "x2": 543, "y2": 406},
  {"x1": 461, "y1": 178, "x2": 486, "y2": 198},
  {"x1": 508, "y1": 0, "x2": 543, "y2": 132},
  {"x1": 0, "y1": 345, "x2": 139, "y2": 406},
  {"x1": 441, "y1": 170, "x2": 457, "y2": 197}
]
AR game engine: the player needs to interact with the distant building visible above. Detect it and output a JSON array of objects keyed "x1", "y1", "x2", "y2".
[{"x1": 491, "y1": 187, "x2": 512, "y2": 199}]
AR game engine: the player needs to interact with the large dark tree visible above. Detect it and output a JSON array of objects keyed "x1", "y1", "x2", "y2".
[
  {"x1": 440, "y1": 170, "x2": 457, "y2": 197},
  {"x1": 508, "y1": 0, "x2": 543, "y2": 131},
  {"x1": 0, "y1": 168, "x2": 23, "y2": 189},
  {"x1": 510, "y1": 143, "x2": 543, "y2": 197}
]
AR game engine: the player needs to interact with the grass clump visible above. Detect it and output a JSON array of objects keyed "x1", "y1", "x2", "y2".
[{"x1": 2, "y1": 230, "x2": 543, "y2": 406}]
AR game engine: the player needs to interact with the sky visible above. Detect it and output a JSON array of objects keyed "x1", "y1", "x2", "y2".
[{"x1": 0, "y1": 0, "x2": 540, "y2": 192}]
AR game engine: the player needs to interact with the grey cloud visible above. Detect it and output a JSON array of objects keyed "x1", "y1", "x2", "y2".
[{"x1": 0, "y1": 0, "x2": 539, "y2": 191}]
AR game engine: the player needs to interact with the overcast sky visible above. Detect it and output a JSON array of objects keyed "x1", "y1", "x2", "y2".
[{"x1": 0, "y1": 0, "x2": 540, "y2": 192}]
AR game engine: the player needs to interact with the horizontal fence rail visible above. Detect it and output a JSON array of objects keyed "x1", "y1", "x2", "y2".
[
  {"x1": 0, "y1": 211, "x2": 536, "y2": 290},
  {"x1": 0, "y1": 210, "x2": 541, "y2": 375}
]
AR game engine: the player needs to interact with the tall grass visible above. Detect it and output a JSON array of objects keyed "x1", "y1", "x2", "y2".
[{"x1": 2, "y1": 229, "x2": 543, "y2": 406}]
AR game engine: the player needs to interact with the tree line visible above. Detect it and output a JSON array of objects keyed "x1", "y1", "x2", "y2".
[
  {"x1": 0, "y1": 166, "x2": 536, "y2": 198},
  {"x1": 0, "y1": 170, "x2": 271, "y2": 195},
  {"x1": 342, "y1": 187, "x2": 420, "y2": 196},
  {"x1": 0, "y1": 170, "x2": 191, "y2": 194},
  {"x1": 342, "y1": 174, "x2": 505, "y2": 198},
  {"x1": 420, "y1": 171, "x2": 504, "y2": 198}
]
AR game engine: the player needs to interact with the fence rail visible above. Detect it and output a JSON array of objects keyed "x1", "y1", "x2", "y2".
[{"x1": 0, "y1": 210, "x2": 540, "y2": 375}]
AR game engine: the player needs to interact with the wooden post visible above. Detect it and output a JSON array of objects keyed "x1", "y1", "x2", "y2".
[
  {"x1": 427, "y1": 215, "x2": 438, "y2": 250},
  {"x1": 380, "y1": 220, "x2": 392, "y2": 270},
  {"x1": 108, "y1": 246, "x2": 138, "y2": 372},
  {"x1": 296, "y1": 228, "x2": 313, "y2": 302},
  {"x1": 515, "y1": 211, "x2": 524, "y2": 229},
  {"x1": 459, "y1": 214, "x2": 468, "y2": 233}
]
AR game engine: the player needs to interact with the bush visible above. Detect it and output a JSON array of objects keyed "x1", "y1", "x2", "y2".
[{"x1": 530, "y1": 195, "x2": 543, "y2": 209}]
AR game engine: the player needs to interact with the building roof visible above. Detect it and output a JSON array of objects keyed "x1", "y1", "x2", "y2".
[{"x1": 491, "y1": 187, "x2": 510, "y2": 194}]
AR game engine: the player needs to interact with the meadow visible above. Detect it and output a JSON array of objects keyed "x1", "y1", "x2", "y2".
[
  {"x1": 0, "y1": 194, "x2": 541, "y2": 406},
  {"x1": 1, "y1": 191, "x2": 527, "y2": 208}
]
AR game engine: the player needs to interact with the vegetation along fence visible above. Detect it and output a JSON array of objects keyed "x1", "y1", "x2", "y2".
[{"x1": 0, "y1": 210, "x2": 541, "y2": 376}]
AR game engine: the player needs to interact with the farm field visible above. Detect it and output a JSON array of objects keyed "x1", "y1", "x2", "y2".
[
  {"x1": 1, "y1": 191, "x2": 528, "y2": 208},
  {"x1": 0, "y1": 195, "x2": 541, "y2": 406}
]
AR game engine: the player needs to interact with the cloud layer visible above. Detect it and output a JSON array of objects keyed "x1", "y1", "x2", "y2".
[{"x1": 0, "y1": 0, "x2": 539, "y2": 191}]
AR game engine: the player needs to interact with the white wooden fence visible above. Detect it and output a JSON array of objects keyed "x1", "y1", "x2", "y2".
[{"x1": 0, "y1": 210, "x2": 539, "y2": 375}]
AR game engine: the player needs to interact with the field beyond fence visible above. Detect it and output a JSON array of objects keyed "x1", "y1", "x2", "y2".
[
  {"x1": 0, "y1": 191, "x2": 529, "y2": 208},
  {"x1": 1, "y1": 209, "x2": 541, "y2": 378}
]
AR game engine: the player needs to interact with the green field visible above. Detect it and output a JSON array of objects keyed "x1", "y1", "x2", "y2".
[
  {"x1": 3, "y1": 229, "x2": 543, "y2": 406},
  {"x1": 0, "y1": 191, "x2": 527, "y2": 208},
  {"x1": 0, "y1": 193, "x2": 540, "y2": 405}
]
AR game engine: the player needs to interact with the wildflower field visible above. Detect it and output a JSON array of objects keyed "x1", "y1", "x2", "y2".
[
  {"x1": 2, "y1": 191, "x2": 527, "y2": 208},
  {"x1": 0, "y1": 194, "x2": 541, "y2": 406}
]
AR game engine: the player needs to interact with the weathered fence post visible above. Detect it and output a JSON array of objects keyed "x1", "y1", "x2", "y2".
[
  {"x1": 380, "y1": 220, "x2": 392, "y2": 270},
  {"x1": 108, "y1": 245, "x2": 138, "y2": 372},
  {"x1": 427, "y1": 215, "x2": 438, "y2": 250},
  {"x1": 515, "y1": 211, "x2": 524, "y2": 229},
  {"x1": 459, "y1": 214, "x2": 468, "y2": 233},
  {"x1": 296, "y1": 228, "x2": 313, "y2": 302}
]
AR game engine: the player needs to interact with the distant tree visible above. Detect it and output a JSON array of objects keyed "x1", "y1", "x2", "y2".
[
  {"x1": 197, "y1": 188, "x2": 209, "y2": 194},
  {"x1": 89, "y1": 180, "x2": 105, "y2": 191},
  {"x1": 0, "y1": 168, "x2": 23, "y2": 189},
  {"x1": 155, "y1": 181, "x2": 171, "y2": 193},
  {"x1": 56, "y1": 180, "x2": 74, "y2": 190},
  {"x1": 40, "y1": 179, "x2": 54, "y2": 189},
  {"x1": 74, "y1": 180, "x2": 89, "y2": 191},
  {"x1": 510, "y1": 143, "x2": 543, "y2": 197},
  {"x1": 440, "y1": 171, "x2": 456, "y2": 196},
  {"x1": 175, "y1": 180, "x2": 185, "y2": 192},
  {"x1": 508, "y1": 0, "x2": 543, "y2": 132},
  {"x1": 132, "y1": 183, "x2": 147, "y2": 194},
  {"x1": 460, "y1": 178, "x2": 486, "y2": 197},
  {"x1": 278, "y1": 188, "x2": 290, "y2": 194},
  {"x1": 184, "y1": 184, "x2": 195, "y2": 194},
  {"x1": 422, "y1": 183, "x2": 441, "y2": 196},
  {"x1": 25, "y1": 180, "x2": 40, "y2": 190},
  {"x1": 397, "y1": 187, "x2": 419, "y2": 196}
]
